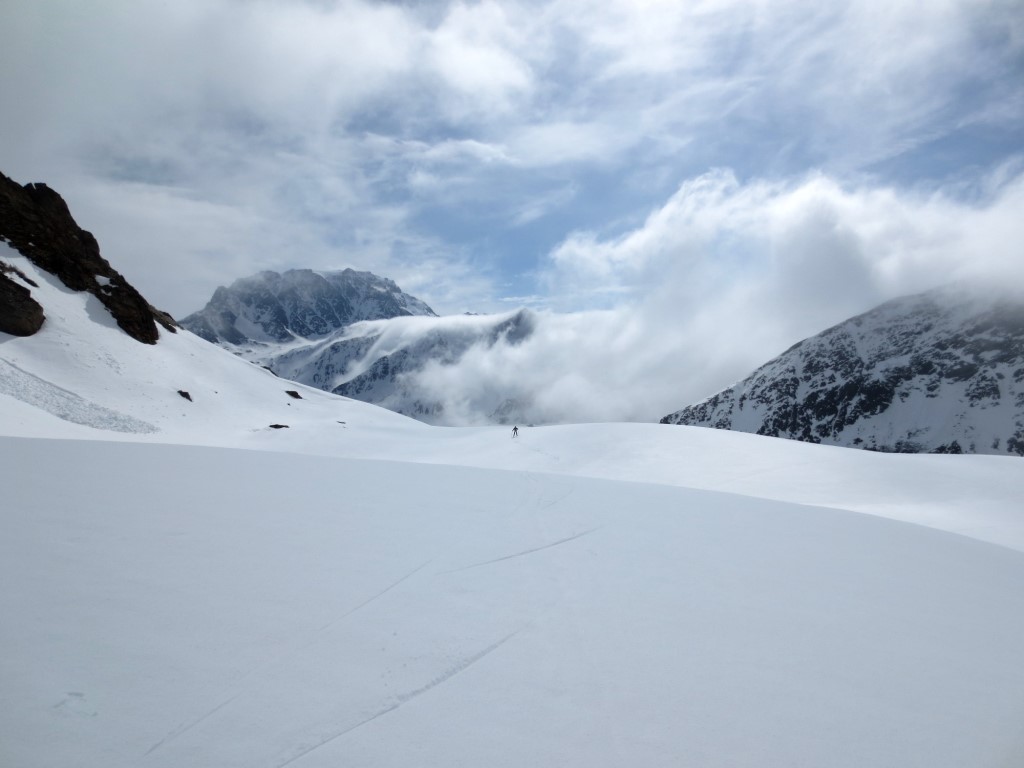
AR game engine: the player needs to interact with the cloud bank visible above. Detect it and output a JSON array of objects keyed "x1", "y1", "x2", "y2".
[{"x1": 402, "y1": 164, "x2": 1024, "y2": 423}]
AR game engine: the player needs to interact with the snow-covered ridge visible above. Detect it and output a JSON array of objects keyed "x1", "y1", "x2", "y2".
[{"x1": 662, "y1": 285, "x2": 1024, "y2": 456}]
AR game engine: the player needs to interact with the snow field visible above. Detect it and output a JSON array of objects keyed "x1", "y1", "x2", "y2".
[{"x1": 3, "y1": 438, "x2": 1024, "y2": 767}]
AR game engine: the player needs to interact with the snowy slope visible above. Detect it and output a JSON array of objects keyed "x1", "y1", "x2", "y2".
[
  {"x1": 4, "y1": 438, "x2": 1024, "y2": 768},
  {"x1": 0, "y1": 243, "x2": 419, "y2": 446},
  {"x1": 4, "y1": 241, "x2": 1024, "y2": 766},
  {"x1": 662, "y1": 286, "x2": 1024, "y2": 456}
]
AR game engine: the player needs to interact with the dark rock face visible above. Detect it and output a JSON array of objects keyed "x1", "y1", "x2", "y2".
[
  {"x1": 662, "y1": 287, "x2": 1024, "y2": 457},
  {"x1": 0, "y1": 267, "x2": 45, "y2": 336},
  {"x1": 180, "y1": 268, "x2": 436, "y2": 346},
  {"x1": 0, "y1": 171, "x2": 176, "y2": 344}
]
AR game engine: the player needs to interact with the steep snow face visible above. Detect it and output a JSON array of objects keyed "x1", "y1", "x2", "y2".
[
  {"x1": 179, "y1": 268, "x2": 436, "y2": 346},
  {"x1": 662, "y1": 286, "x2": 1024, "y2": 457}
]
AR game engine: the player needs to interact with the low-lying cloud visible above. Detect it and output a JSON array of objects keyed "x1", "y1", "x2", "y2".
[{"x1": 395, "y1": 164, "x2": 1024, "y2": 424}]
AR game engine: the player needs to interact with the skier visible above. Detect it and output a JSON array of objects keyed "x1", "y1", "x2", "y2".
[{"x1": 512, "y1": 425, "x2": 519, "y2": 438}]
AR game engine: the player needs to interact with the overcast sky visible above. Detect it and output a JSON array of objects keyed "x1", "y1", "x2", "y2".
[{"x1": 2, "y1": 0, "x2": 1023, "y2": 415}]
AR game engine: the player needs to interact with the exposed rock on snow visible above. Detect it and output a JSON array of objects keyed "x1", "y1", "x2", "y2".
[
  {"x1": 0, "y1": 266, "x2": 44, "y2": 336},
  {"x1": 662, "y1": 286, "x2": 1024, "y2": 456},
  {"x1": 0, "y1": 171, "x2": 176, "y2": 344}
]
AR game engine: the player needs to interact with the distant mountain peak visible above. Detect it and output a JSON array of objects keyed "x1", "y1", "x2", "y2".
[
  {"x1": 180, "y1": 267, "x2": 436, "y2": 346},
  {"x1": 661, "y1": 285, "x2": 1024, "y2": 456}
]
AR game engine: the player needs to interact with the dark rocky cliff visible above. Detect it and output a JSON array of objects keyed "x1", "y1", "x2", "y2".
[{"x1": 0, "y1": 171, "x2": 176, "y2": 344}]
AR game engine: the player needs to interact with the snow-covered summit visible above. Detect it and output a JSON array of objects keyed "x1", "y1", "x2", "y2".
[
  {"x1": 662, "y1": 285, "x2": 1024, "y2": 457},
  {"x1": 179, "y1": 267, "x2": 436, "y2": 346}
]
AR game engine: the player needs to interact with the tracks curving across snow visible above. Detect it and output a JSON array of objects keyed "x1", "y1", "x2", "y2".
[
  {"x1": 141, "y1": 559, "x2": 435, "y2": 761},
  {"x1": 274, "y1": 630, "x2": 521, "y2": 768}
]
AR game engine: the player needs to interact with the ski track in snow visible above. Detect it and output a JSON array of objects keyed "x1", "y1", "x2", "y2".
[
  {"x1": 142, "y1": 692, "x2": 245, "y2": 758},
  {"x1": 318, "y1": 559, "x2": 433, "y2": 632},
  {"x1": 141, "y1": 560, "x2": 433, "y2": 760},
  {"x1": 0, "y1": 358, "x2": 157, "y2": 433},
  {"x1": 274, "y1": 630, "x2": 521, "y2": 768},
  {"x1": 441, "y1": 527, "x2": 600, "y2": 574}
]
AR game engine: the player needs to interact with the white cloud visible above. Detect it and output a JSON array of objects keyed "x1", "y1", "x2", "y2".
[
  {"x1": 550, "y1": 165, "x2": 1024, "y2": 302},
  {"x1": 393, "y1": 163, "x2": 1024, "y2": 425},
  {"x1": 532, "y1": 165, "x2": 1024, "y2": 410},
  {"x1": 507, "y1": 121, "x2": 632, "y2": 167},
  {"x1": 427, "y1": 0, "x2": 534, "y2": 116}
]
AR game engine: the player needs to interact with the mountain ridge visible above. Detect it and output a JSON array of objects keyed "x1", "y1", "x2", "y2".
[
  {"x1": 179, "y1": 267, "x2": 436, "y2": 346},
  {"x1": 661, "y1": 285, "x2": 1024, "y2": 456}
]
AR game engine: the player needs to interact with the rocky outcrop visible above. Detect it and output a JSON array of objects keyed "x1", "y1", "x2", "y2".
[
  {"x1": 661, "y1": 286, "x2": 1024, "y2": 457},
  {"x1": 0, "y1": 171, "x2": 176, "y2": 344},
  {"x1": 0, "y1": 267, "x2": 44, "y2": 336}
]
